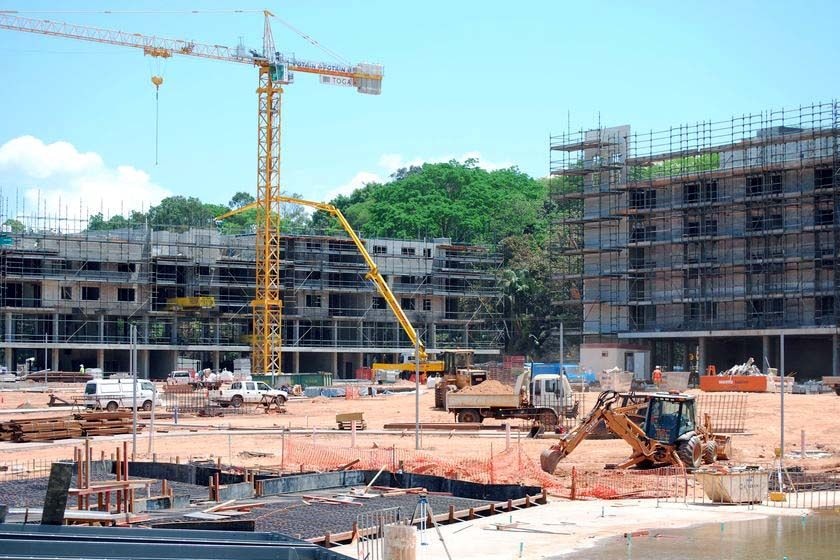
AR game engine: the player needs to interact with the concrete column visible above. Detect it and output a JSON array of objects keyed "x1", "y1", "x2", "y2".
[
  {"x1": 170, "y1": 350, "x2": 179, "y2": 372},
  {"x1": 666, "y1": 341, "x2": 674, "y2": 370},
  {"x1": 357, "y1": 322, "x2": 363, "y2": 345},
  {"x1": 833, "y1": 334, "x2": 838, "y2": 377},
  {"x1": 697, "y1": 337, "x2": 707, "y2": 377},
  {"x1": 52, "y1": 313, "x2": 59, "y2": 342},
  {"x1": 96, "y1": 348, "x2": 104, "y2": 370},
  {"x1": 331, "y1": 352, "x2": 338, "y2": 376},
  {"x1": 762, "y1": 335, "x2": 771, "y2": 373},
  {"x1": 98, "y1": 314, "x2": 104, "y2": 344},
  {"x1": 293, "y1": 351, "x2": 300, "y2": 374},
  {"x1": 51, "y1": 348, "x2": 59, "y2": 371},
  {"x1": 429, "y1": 323, "x2": 437, "y2": 348},
  {"x1": 215, "y1": 317, "x2": 221, "y2": 344},
  {"x1": 170, "y1": 316, "x2": 179, "y2": 345},
  {"x1": 332, "y1": 320, "x2": 338, "y2": 346},
  {"x1": 464, "y1": 324, "x2": 469, "y2": 347},
  {"x1": 356, "y1": 352, "x2": 363, "y2": 374},
  {"x1": 139, "y1": 349, "x2": 150, "y2": 379},
  {"x1": 5, "y1": 313, "x2": 12, "y2": 343},
  {"x1": 213, "y1": 351, "x2": 220, "y2": 372},
  {"x1": 4, "y1": 349, "x2": 12, "y2": 372},
  {"x1": 293, "y1": 321, "x2": 299, "y2": 346}
]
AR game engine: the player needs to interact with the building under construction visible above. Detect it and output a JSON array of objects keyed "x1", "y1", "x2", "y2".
[
  {"x1": 0, "y1": 222, "x2": 503, "y2": 377},
  {"x1": 551, "y1": 100, "x2": 840, "y2": 378}
]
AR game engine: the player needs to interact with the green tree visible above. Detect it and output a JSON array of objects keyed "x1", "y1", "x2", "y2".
[
  {"x1": 229, "y1": 191, "x2": 255, "y2": 209},
  {"x1": 147, "y1": 196, "x2": 223, "y2": 230},
  {"x1": 2, "y1": 218, "x2": 25, "y2": 233},
  {"x1": 86, "y1": 210, "x2": 147, "y2": 231},
  {"x1": 323, "y1": 159, "x2": 545, "y2": 244}
]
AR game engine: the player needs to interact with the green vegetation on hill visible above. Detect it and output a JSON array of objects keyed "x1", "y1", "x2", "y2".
[{"x1": 315, "y1": 159, "x2": 547, "y2": 244}]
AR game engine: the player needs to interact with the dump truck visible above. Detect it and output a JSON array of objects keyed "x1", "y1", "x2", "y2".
[
  {"x1": 445, "y1": 371, "x2": 576, "y2": 428},
  {"x1": 540, "y1": 390, "x2": 731, "y2": 473}
]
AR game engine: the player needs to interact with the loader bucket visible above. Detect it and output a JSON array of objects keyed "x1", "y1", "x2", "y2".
[
  {"x1": 715, "y1": 435, "x2": 732, "y2": 460},
  {"x1": 540, "y1": 447, "x2": 565, "y2": 474}
]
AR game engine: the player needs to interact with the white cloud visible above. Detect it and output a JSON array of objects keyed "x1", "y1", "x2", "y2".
[
  {"x1": 0, "y1": 135, "x2": 170, "y2": 227},
  {"x1": 321, "y1": 151, "x2": 513, "y2": 201}
]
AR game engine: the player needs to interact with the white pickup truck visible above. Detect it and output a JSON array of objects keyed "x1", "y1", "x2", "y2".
[{"x1": 213, "y1": 381, "x2": 288, "y2": 408}]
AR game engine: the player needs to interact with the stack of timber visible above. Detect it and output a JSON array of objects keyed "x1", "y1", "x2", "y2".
[
  {"x1": 75, "y1": 411, "x2": 140, "y2": 437},
  {"x1": 22, "y1": 371, "x2": 93, "y2": 383},
  {"x1": 0, "y1": 417, "x2": 84, "y2": 442},
  {"x1": 0, "y1": 412, "x2": 139, "y2": 442}
]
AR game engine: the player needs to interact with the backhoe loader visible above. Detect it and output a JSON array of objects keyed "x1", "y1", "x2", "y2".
[{"x1": 540, "y1": 390, "x2": 731, "y2": 473}]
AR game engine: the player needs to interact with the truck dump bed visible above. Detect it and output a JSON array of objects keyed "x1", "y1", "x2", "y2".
[{"x1": 445, "y1": 378, "x2": 522, "y2": 410}]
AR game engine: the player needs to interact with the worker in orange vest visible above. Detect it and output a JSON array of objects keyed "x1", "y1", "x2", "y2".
[{"x1": 652, "y1": 366, "x2": 662, "y2": 385}]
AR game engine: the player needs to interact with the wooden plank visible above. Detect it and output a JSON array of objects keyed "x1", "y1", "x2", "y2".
[{"x1": 202, "y1": 499, "x2": 236, "y2": 513}]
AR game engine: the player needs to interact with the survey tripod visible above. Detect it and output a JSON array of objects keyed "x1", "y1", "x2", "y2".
[{"x1": 409, "y1": 491, "x2": 453, "y2": 560}]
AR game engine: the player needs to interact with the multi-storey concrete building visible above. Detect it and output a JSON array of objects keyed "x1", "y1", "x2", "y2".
[
  {"x1": 551, "y1": 101, "x2": 840, "y2": 378},
  {"x1": 0, "y1": 226, "x2": 502, "y2": 378}
]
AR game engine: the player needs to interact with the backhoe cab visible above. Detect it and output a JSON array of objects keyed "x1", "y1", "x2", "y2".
[{"x1": 540, "y1": 391, "x2": 730, "y2": 474}]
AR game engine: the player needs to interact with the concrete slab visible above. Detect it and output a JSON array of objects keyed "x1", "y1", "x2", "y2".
[{"x1": 332, "y1": 498, "x2": 810, "y2": 559}]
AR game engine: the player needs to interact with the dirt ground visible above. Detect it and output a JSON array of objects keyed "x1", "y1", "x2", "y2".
[{"x1": 2, "y1": 384, "x2": 840, "y2": 479}]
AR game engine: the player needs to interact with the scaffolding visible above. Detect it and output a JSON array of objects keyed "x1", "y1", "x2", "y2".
[
  {"x1": 550, "y1": 101, "x2": 840, "y2": 372},
  {"x1": 0, "y1": 212, "x2": 504, "y2": 375}
]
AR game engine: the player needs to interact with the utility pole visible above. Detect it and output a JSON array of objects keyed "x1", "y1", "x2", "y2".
[
  {"x1": 559, "y1": 322, "x2": 565, "y2": 366},
  {"x1": 779, "y1": 333, "x2": 785, "y2": 473},
  {"x1": 131, "y1": 324, "x2": 137, "y2": 460},
  {"x1": 44, "y1": 333, "x2": 48, "y2": 387}
]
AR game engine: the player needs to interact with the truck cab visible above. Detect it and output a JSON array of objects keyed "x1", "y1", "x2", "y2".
[{"x1": 530, "y1": 373, "x2": 574, "y2": 411}]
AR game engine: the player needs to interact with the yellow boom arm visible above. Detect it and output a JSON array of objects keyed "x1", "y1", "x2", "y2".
[{"x1": 217, "y1": 196, "x2": 427, "y2": 362}]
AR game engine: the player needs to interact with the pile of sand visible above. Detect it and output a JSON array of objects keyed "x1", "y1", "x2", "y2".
[{"x1": 458, "y1": 380, "x2": 513, "y2": 395}]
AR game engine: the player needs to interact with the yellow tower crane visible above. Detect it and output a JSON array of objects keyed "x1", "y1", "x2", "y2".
[{"x1": 0, "y1": 11, "x2": 383, "y2": 376}]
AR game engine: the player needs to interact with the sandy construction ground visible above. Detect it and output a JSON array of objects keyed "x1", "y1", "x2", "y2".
[{"x1": 2, "y1": 383, "x2": 840, "y2": 478}]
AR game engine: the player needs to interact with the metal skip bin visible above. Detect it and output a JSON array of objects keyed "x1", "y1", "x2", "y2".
[{"x1": 696, "y1": 468, "x2": 769, "y2": 504}]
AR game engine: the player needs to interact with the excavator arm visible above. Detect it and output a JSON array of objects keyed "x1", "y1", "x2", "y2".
[
  {"x1": 217, "y1": 196, "x2": 427, "y2": 362},
  {"x1": 540, "y1": 390, "x2": 667, "y2": 473}
]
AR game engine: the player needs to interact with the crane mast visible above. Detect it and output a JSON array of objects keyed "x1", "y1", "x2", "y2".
[
  {"x1": 218, "y1": 196, "x2": 428, "y2": 362},
  {"x1": 0, "y1": 11, "x2": 383, "y2": 375}
]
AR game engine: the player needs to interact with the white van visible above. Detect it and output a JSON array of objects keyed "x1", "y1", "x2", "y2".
[{"x1": 83, "y1": 379, "x2": 160, "y2": 411}]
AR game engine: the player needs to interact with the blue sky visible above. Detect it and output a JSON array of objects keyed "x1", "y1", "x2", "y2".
[{"x1": 1, "y1": 0, "x2": 838, "y2": 223}]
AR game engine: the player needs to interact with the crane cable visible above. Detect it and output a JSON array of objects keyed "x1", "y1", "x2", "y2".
[{"x1": 152, "y1": 75, "x2": 162, "y2": 165}]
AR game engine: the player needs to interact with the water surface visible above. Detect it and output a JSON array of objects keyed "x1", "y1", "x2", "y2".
[{"x1": 559, "y1": 512, "x2": 840, "y2": 559}]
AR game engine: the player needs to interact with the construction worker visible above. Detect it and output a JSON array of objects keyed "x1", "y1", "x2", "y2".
[
  {"x1": 79, "y1": 363, "x2": 85, "y2": 374},
  {"x1": 652, "y1": 365, "x2": 662, "y2": 386}
]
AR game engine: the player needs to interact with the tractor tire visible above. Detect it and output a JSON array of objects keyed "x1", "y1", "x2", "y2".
[
  {"x1": 105, "y1": 401, "x2": 119, "y2": 412},
  {"x1": 702, "y1": 440, "x2": 717, "y2": 464},
  {"x1": 231, "y1": 395, "x2": 244, "y2": 408},
  {"x1": 142, "y1": 400, "x2": 153, "y2": 412},
  {"x1": 677, "y1": 435, "x2": 703, "y2": 469},
  {"x1": 456, "y1": 409, "x2": 481, "y2": 424}
]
